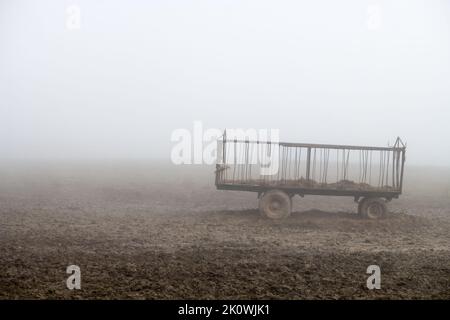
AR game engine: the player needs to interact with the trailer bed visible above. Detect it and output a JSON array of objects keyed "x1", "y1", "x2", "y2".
[{"x1": 215, "y1": 134, "x2": 406, "y2": 200}]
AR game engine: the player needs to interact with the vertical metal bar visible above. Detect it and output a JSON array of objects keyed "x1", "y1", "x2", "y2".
[
  {"x1": 223, "y1": 132, "x2": 226, "y2": 165},
  {"x1": 358, "y1": 150, "x2": 362, "y2": 183},
  {"x1": 248, "y1": 142, "x2": 252, "y2": 182},
  {"x1": 396, "y1": 151, "x2": 401, "y2": 188},
  {"x1": 287, "y1": 147, "x2": 291, "y2": 182},
  {"x1": 283, "y1": 146, "x2": 288, "y2": 183},
  {"x1": 392, "y1": 149, "x2": 395, "y2": 188},
  {"x1": 336, "y1": 149, "x2": 339, "y2": 183},
  {"x1": 306, "y1": 147, "x2": 311, "y2": 181},
  {"x1": 279, "y1": 145, "x2": 282, "y2": 184},
  {"x1": 232, "y1": 139, "x2": 237, "y2": 183},
  {"x1": 319, "y1": 148, "x2": 322, "y2": 184},
  {"x1": 312, "y1": 148, "x2": 316, "y2": 182},
  {"x1": 399, "y1": 149, "x2": 406, "y2": 192},
  {"x1": 294, "y1": 147, "x2": 298, "y2": 180}
]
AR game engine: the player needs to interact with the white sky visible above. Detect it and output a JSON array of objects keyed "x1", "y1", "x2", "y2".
[{"x1": 0, "y1": 0, "x2": 449, "y2": 165}]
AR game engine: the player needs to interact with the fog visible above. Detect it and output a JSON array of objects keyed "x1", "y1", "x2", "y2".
[{"x1": 0, "y1": 0, "x2": 449, "y2": 165}]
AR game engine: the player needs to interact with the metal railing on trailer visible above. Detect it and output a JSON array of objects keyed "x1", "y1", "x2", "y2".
[{"x1": 215, "y1": 131, "x2": 406, "y2": 219}]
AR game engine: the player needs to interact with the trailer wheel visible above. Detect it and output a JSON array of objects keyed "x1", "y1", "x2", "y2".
[
  {"x1": 259, "y1": 190, "x2": 291, "y2": 219},
  {"x1": 358, "y1": 197, "x2": 387, "y2": 219}
]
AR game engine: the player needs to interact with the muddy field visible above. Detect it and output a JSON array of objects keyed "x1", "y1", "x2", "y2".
[{"x1": 0, "y1": 161, "x2": 449, "y2": 299}]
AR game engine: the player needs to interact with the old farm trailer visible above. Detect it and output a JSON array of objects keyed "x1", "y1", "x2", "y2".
[{"x1": 215, "y1": 133, "x2": 406, "y2": 219}]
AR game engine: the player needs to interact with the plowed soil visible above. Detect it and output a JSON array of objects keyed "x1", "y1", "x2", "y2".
[{"x1": 0, "y1": 162, "x2": 449, "y2": 299}]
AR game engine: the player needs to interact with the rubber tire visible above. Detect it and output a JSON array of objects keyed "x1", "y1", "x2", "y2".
[
  {"x1": 259, "y1": 190, "x2": 292, "y2": 219},
  {"x1": 358, "y1": 197, "x2": 387, "y2": 219}
]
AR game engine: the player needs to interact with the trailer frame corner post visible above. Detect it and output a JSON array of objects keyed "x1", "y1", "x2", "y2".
[
  {"x1": 399, "y1": 148, "x2": 406, "y2": 193},
  {"x1": 215, "y1": 130, "x2": 227, "y2": 187}
]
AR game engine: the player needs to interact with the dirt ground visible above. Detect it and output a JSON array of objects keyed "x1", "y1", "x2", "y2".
[{"x1": 0, "y1": 161, "x2": 449, "y2": 299}]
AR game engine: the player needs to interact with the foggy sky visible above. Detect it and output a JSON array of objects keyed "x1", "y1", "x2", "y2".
[{"x1": 1, "y1": 0, "x2": 449, "y2": 165}]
